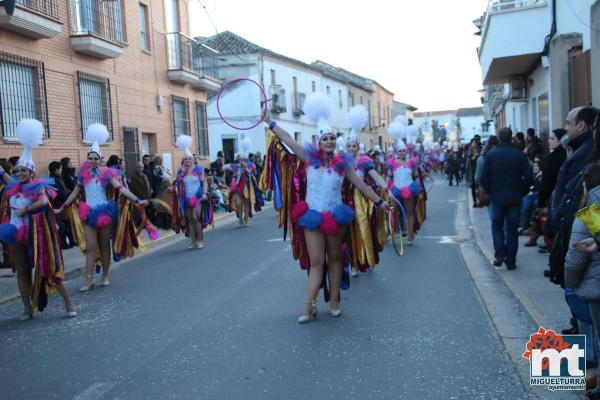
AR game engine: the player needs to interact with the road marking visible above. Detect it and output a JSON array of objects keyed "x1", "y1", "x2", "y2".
[
  {"x1": 267, "y1": 237, "x2": 284, "y2": 242},
  {"x1": 73, "y1": 382, "x2": 116, "y2": 400}
]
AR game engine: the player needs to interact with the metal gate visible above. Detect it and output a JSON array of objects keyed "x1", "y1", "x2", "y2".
[{"x1": 123, "y1": 126, "x2": 139, "y2": 177}]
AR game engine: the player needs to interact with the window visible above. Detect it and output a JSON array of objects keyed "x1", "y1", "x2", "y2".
[
  {"x1": 367, "y1": 99, "x2": 372, "y2": 129},
  {"x1": 172, "y1": 96, "x2": 190, "y2": 138},
  {"x1": 292, "y1": 76, "x2": 297, "y2": 94},
  {"x1": 326, "y1": 85, "x2": 330, "y2": 95},
  {"x1": 270, "y1": 69, "x2": 276, "y2": 86},
  {"x1": 139, "y1": 3, "x2": 150, "y2": 52},
  {"x1": 0, "y1": 52, "x2": 49, "y2": 139},
  {"x1": 195, "y1": 101, "x2": 208, "y2": 157},
  {"x1": 359, "y1": 95, "x2": 363, "y2": 105},
  {"x1": 311, "y1": 81, "x2": 316, "y2": 92},
  {"x1": 72, "y1": 0, "x2": 125, "y2": 43},
  {"x1": 77, "y1": 71, "x2": 113, "y2": 140},
  {"x1": 338, "y1": 90, "x2": 342, "y2": 108},
  {"x1": 294, "y1": 132, "x2": 301, "y2": 141},
  {"x1": 350, "y1": 91, "x2": 355, "y2": 106},
  {"x1": 165, "y1": 0, "x2": 179, "y2": 32}
]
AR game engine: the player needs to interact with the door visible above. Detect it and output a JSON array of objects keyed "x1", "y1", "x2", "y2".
[
  {"x1": 222, "y1": 138, "x2": 236, "y2": 163},
  {"x1": 123, "y1": 127, "x2": 139, "y2": 177}
]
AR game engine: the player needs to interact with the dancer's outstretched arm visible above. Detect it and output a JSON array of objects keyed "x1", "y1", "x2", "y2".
[{"x1": 346, "y1": 168, "x2": 390, "y2": 212}]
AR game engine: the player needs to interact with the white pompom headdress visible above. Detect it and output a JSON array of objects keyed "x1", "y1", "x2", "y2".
[
  {"x1": 16, "y1": 119, "x2": 44, "y2": 172},
  {"x1": 86, "y1": 123, "x2": 109, "y2": 157},
  {"x1": 175, "y1": 134, "x2": 194, "y2": 158},
  {"x1": 240, "y1": 136, "x2": 252, "y2": 159},
  {"x1": 303, "y1": 92, "x2": 334, "y2": 139},
  {"x1": 345, "y1": 105, "x2": 368, "y2": 144}
]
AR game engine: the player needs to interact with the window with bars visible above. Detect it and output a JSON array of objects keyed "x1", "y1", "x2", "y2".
[
  {"x1": 71, "y1": 0, "x2": 125, "y2": 44},
  {"x1": 139, "y1": 3, "x2": 150, "y2": 52},
  {"x1": 76, "y1": 71, "x2": 113, "y2": 140},
  {"x1": 195, "y1": 101, "x2": 208, "y2": 157},
  {"x1": 0, "y1": 52, "x2": 49, "y2": 140},
  {"x1": 172, "y1": 96, "x2": 190, "y2": 139}
]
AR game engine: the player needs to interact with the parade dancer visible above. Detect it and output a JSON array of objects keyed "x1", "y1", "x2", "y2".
[
  {"x1": 0, "y1": 119, "x2": 76, "y2": 320},
  {"x1": 172, "y1": 135, "x2": 212, "y2": 249},
  {"x1": 386, "y1": 140, "x2": 421, "y2": 245},
  {"x1": 57, "y1": 124, "x2": 149, "y2": 291},
  {"x1": 344, "y1": 106, "x2": 389, "y2": 277},
  {"x1": 228, "y1": 137, "x2": 264, "y2": 227},
  {"x1": 261, "y1": 93, "x2": 390, "y2": 323}
]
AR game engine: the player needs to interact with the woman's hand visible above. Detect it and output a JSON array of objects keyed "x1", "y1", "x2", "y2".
[
  {"x1": 138, "y1": 199, "x2": 149, "y2": 207},
  {"x1": 380, "y1": 201, "x2": 391, "y2": 213},
  {"x1": 573, "y1": 238, "x2": 598, "y2": 253},
  {"x1": 15, "y1": 208, "x2": 27, "y2": 217}
]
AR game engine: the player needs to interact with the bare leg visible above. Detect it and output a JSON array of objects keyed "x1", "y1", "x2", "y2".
[
  {"x1": 98, "y1": 226, "x2": 112, "y2": 284},
  {"x1": 185, "y1": 207, "x2": 197, "y2": 246},
  {"x1": 10, "y1": 244, "x2": 32, "y2": 316},
  {"x1": 234, "y1": 195, "x2": 243, "y2": 225},
  {"x1": 303, "y1": 230, "x2": 326, "y2": 315},
  {"x1": 325, "y1": 229, "x2": 346, "y2": 311},
  {"x1": 55, "y1": 283, "x2": 76, "y2": 313},
  {"x1": 402, "y1": 197, "x2": 416, "y2": 239},
  {"x1": 84, "y1": 225, "x2": 99, "y2": 285}
]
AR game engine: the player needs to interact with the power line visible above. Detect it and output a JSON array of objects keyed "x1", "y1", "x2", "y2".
[{"x1": 565, "y1": 0, "x2": 600, "y2": 34}]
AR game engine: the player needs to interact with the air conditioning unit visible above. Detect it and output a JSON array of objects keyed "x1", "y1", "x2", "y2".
[
  {"x1": 508, "y1": 76, "x2": 527, "y2": 100},
  {"x1": 269, "y1": 85, "x2": 287, "y2": 113},
  {"x1": 292, "y1": 92, "x2": 306, "y2": 116}
]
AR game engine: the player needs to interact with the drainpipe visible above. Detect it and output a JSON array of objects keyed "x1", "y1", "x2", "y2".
[{"x1": 542, "y1": 0, "x2": 557, "y2": 56}]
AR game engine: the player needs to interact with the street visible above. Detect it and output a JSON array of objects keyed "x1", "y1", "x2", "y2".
[{"x1": 0, "y1": 180, "x2": 529, "y2": 400}]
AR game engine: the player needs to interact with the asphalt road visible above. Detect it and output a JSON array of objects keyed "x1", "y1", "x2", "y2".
[{"x1": 0, "y1": 179, "x2": 529, "y2": 400}]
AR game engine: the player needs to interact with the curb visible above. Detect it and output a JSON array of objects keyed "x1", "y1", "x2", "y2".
[
  {"x1": 0, "y1": 209, "x2": 243, "y2": 307},
  {"x1": 466, "y1": 192, "x2": 549, "y2": 328}
]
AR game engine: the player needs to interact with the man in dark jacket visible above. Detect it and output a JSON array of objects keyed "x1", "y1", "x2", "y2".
[
  {"x1": 525, "y1": 128, "x2": 544, "y2": 161},
  {"x1": 481, "y1": 127, "x2": 533, "y2": 270}
]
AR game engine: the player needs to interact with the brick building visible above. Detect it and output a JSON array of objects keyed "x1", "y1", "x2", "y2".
[{"x1": 0, "y1": 0, "x2": 220, "y2": 175}]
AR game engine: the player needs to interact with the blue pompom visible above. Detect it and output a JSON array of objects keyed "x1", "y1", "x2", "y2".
[
  {"x1": 409, "y1": 181, "x2": 421, "y2": 197},
  {"x1": 332, "y1": 204, "x2": 355, "y2": 225},
  {"x1": 298, "y1": 209, "x2": 323, "y2": 231},
  {"x1": 0, "y1": 224, "x2": 17, "y2": 245}
]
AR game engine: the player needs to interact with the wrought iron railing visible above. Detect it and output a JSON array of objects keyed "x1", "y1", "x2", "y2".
[
  {"x1": 488, "y1": 0, "x2": 546, "y2": 13},
  {"x1": 192, "y1": 42, "x2": 219, "y2": 79},
  {"x1": 166, "y1": 32, "x2": 194, "y2": 71},
  {"x1": 16, "y1": 0, "x2": 60, "y2": 19},
  {"x1": 71, "y1": 0, "x2": 125, "y2": 44}
]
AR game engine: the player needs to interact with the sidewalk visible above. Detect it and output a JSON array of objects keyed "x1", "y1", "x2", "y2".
[
  {"x1": 0, "y1": 210, "x2": 237, "y2": 305},
  {"x1": 467, "y1": 192, "x2": 572, "y2": 333}
]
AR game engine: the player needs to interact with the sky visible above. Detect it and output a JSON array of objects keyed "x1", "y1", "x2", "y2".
[{"x1": 189, "y1": 0, "x2": 489, "y2": 112}]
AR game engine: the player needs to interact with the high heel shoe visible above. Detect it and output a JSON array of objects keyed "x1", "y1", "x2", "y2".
[
  {"x1": 298, "y1": 300, "x2": 318, "y2": 324},
  {"x1": 100, "y1": 276, "x2": 110, "y2": 287},
  {"x1": 65, "y1": 304, "x2": 77, "y2": 318},
  {"x1": 329, "y1": 298, "x2": 342, "y2": 317},
  {"x1": 79, "y1": 275, "x2": 95, "y2": 292},
  {"x1": 20, "y1": 308, "x2": 33, "y2": 321}
]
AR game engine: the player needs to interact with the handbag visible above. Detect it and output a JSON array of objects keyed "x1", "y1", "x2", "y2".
[{"x1": 476, "y1": 185, "x2": 490, "y2": 206}]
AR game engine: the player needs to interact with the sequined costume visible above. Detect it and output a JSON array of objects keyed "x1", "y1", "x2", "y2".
[
  {"x1": 172, "y1": 165, "x2": 213, "y2": 233},
  {"x1": 0, "y1": 178, "x2": 66, "y2": 311},
  {"x1": 229, "y1": 161, "x2": 264, "y2": 215}
]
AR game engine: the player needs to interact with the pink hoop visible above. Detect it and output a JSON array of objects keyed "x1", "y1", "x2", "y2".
[{"x1": 216, "y1": 77, "x2": 268, "y2": 131}]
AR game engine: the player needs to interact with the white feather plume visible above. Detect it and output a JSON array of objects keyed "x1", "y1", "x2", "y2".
[
  {"x1": 241, "y1": 137, "x2": 252, "y2": 153},
  {"x1": 359, "y1": 143, "x2": 365, "y2": 152},
  {"x1": 16, "y1": 119, "x2": 43, "y2": 148},
  {"x1": 394, "y1": 115, "x2": 408, "y2": 127},
  {"x1": 175, "y1": 134, "x2": 193, "y2": 150},
  {"x1": 303, "y1": 93, "x2": 333, "y2": 123},
  {"x1": 374, "y1": 145, "x2": 381, "y2": 152},
  {"x1": 387, "y1": 121, "x2": 407, "y2": 139},
  {"x1": 336, "y1": 136, "x2": 346, "y2": 152},
  {"x1": 86, "y1": 123, "x2": 109, "y2": 145},
  {"x1": 345, "y1": 105, "x2": 368, "y2": 131}
]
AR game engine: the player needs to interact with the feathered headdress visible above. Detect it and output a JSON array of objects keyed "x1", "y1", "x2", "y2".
[
  {"x1": 304, "y1": 92, "x2": 333, "y2": 138},
  {"x1": 176, "y1": 134, "x2": 194, "y2": 158},
  {"x1": 86, "y1": 123, "x2": 109, "y2": 157},
  {"x1": 345, "y1": 105, "x2": 368, "y2": 144},
  {"x1": 16, "y1": 119, "x2": 44, "y2": 172},
  {"x1": 240, "y1": 136, "x2": 252, "y2": 158}
]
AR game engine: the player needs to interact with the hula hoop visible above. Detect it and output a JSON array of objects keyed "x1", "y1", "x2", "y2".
[
  {"x1": 216, "y1": 77, "x2": 268, "y2": 131},
  {"x1": 389, "y1": 194, "x2": 407, "y2": 233},
  {"x1": 424, "y1": 176, "x2": 434, "y2": 193},
  {"x1": 385, "y1": 209, "x2": 403, "y2": 256}
]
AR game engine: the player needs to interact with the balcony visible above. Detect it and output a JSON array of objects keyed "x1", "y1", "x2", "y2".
[
  {"x1": 70, "y1": 0, "x2": 125, "y2": 59},
  {"x1": 167, "y1": 33, "x2": 221, "y2": 92},
  {"x1": 0, "y1": 0, "x2": 62, "y2": 39},
  {"x1": 478, "y1": 0, "x2": 549, "y2": 84}
]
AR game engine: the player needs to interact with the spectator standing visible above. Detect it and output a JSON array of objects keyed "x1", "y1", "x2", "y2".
[
  {"x1": 142, "y1": 154, "x2": 156, "y2": 188},
  {"x1": 49, "y1": 161, "x2": 75, "y2": 249},
  {"x1": 525, "y1": 128, "x2": 544, "y2": 161},
  {"x1": 128, "y1": 162, "x2": 153, "y2": 225},
  {"x1": 445, "y1": 150, "x2": 461, "y2": 186},
  {"x1": 514, "y1": 131, "x2": 526, "y2": 151},
  {"x1": 480, "y1": 127, "x2": 533, "y2": 270},
  {"x1": 60, "y1": 157, "x2": 77, "y2": 192}
]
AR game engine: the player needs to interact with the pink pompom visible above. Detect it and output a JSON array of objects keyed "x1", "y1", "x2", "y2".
[
  {"x1": 78, "y1": 203, "x2": 91, "y2": 221},
  {"x1": 96, "y1": 214, "x2": 112, "y2": 228},
  {"x1": 291, "y1": 201, "x2": 309, "y2": 224},
  {"x1": 229, "y1": 182, "x2": 238, "y2": 192},
  {"x1": 400, "y1": 187, "x2": 412, "y2": 200},
  {"x1": 320, "y1": 211, "x2": 341, "y2": 235},
  {"x1": 16, "y1": 226, "x2": 29, "y2": 244},
  {"x1": 146, "y1": 224, "x2": 159, "y2": 240},
  {"x1": 189, "y1": 196, "x2": 198, "y2": 209}
]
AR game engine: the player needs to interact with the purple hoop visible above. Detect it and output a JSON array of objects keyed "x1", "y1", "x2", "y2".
[{"x1": 216, "y1": 77, "x2": 268, "y2": 131}]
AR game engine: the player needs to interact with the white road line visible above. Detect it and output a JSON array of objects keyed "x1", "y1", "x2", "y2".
[{"x1": 73, "y1": 382, "x2": 116, "y2": 400}]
